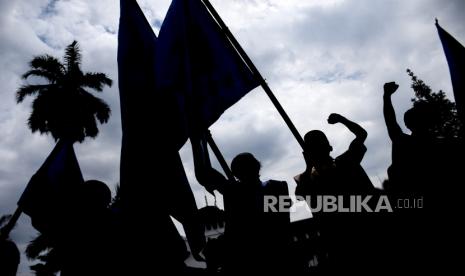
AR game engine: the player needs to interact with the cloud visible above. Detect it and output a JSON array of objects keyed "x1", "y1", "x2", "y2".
[{"x1": 1, "y1": 0, "x2": 464, "y2": 274}]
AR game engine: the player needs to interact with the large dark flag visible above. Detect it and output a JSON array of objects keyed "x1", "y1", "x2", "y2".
[
  {"x1": 117, "y1": 0, "x2": 204, "y2": 263},
  {"x1": 118, "y1": 0, "x2": 159, "y2": 200},
  {"x1": 118, "y1": 0, "x2": 191, "y2": 192},
  {"x1": 436, "y1": 21, "x2": 465, "y2": 124},
  {"x1": 156, "y1": 0, "x2": 260, "y2": 149},
  {"x1": 157, "y1": 0, "x2": 260, "y2": 192},
  {"x1": 17, "y1": 140, "x2": 83, "y2": 232}
]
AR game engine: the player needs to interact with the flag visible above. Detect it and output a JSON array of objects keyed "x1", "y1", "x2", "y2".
[
  {"x1": 156, "y1": 0, "x2": 260, "y2": 148},
  {"x1": 436, "y1": 20, "x2": 465, "y2": 124},
  {"x1": 118, "y1": 0, "x2": 188, "y2": 189},
  {"x1": 17, "y1": 140, "x2": 83, "y2": 232},
  {"x1": 117, "y1": 0, "x2": 204, "y2": 263},
  {"x1": 118, "y1": 0, "x2": 158, "y2": 134},
  {"x1": 118, "y1": 0, "x2": 159, "y2": 200},
  {"x1": 117, "y1": 0, "x2": 198, "y2": 213}
]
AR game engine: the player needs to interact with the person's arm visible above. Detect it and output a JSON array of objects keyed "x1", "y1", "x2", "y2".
[
  {"x1": 294, "y1": 158, "x2": 314, "y2": 200},
  {"x1": 383, "y1": 82, "x2": 403, "y2": 140},
  {"x1": 329, "y1": 113, "x2": 368, "y2": 164},
  {"x1": 205, "y1": 168, "x2": 228, "y2": 195},
  {"x1": 191, "y1": 135, "x2": 228, "y2": 194},
  {"x1": 328, "y1": 113, "x2": 367, "y2": 143}
]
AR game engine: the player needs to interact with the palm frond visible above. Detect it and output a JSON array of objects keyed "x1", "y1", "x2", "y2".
[
  {"x1": 16, "y1": 84, "x2": 50, "y2": 103},
  {"x1": 28, "y1": 93, "x2": 52, "y2": 135},
  {"x1": 81, "y1": 89, "x2": 111, "y2": 123},
  {"x1": 0, "y1": 214, "x2": 12, "y2": 228},
  {"x1": 26, "y1": 234, "x2": 52, "y2": 260},
  {"x1": 22, "y1": 69, "x2": 57, "y2": 83},
  {"x1": 64, "y1": 41, "x2": 82, "y2": 72},
  {"x1": 29, "y1": 247, "x2": 61, "y2": 275},
  {"x1": 84, "y1": 115, "x2": 99, "y2": 138},
  {"x1": 30, "y1": 263, "x2": 57, "y2": 276},
  {"x1": 82, "y1": 72, "x2": 113, "y2": 91},
  {"x1": 29, "y1": 55, "x2": 65, "y2": 77},
  {"x1": 94, "y1": 98, "x2": 111, "y2": 124}
]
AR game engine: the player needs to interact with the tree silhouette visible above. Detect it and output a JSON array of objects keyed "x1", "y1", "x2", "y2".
[
  {"x1": 26, "y1": 234, "x2": 59, "y2": 276},
  {"x1": 0, "y1": 214, "x2": 15, "y2": 239},
  {"x1": 16, "y1": 41, "x2": 112, "y2": 143},
  {"x1": 0, "y1": 214, "x2": 12, "y2": 229},
  {"x1": 407, "y1": 68, "x2": 462, "y2": 139}
]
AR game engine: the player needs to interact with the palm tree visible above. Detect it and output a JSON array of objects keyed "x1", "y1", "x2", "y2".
[{"x1": 16, "y1": 41, "x2": 112, "y2": 143}]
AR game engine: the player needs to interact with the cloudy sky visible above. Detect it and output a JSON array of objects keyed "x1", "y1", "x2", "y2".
[{"x1": 1, "y1": 0, "x2": 464, "y2": 274}]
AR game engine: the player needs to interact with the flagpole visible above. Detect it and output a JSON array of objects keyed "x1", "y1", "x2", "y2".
[
  {"x1": 205, "y1": 130, "x2": 235, "y2": 181},
  {"x1": 201, "y1": 0, "x2": 305, "y2": 150}
]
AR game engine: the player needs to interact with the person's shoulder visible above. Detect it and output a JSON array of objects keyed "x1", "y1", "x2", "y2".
[
  {"x1": 294, "y1": 172, "x2": 304, "y2": 185},
  {"x1": 394, "y1": 132, "x2": 411, "y2": 143},
  {"x1": 349, "y1": 138, "x2": 367, "y2": 151},
  {"x1": 294, "y1": 171, "x2": 314, "y2": 185},
  {"x1": 264, "y1": 179, "x2": 288, "y2": 193},
  {"x1": 336, "y1": 139, "x2": 367, "y2": 163},
  {"x1": 265, "y1": 179, "x2": 287, "y2": 186},
  {"x1": 223, "y1": 179, "x2": 239, "y2": 192}
]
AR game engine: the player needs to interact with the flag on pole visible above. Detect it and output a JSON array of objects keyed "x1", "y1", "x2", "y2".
[
  {"x1": 17, "y1": 140, "x2": 83, "y2": 232},
  {"x1": 118, "y1": 0, "x2": 198, "y2": 211},
  {"x1": 156, "y1": 0, "x2": 260, "y2": 192},
  {"x1": 156, "y1": 0, "x2": 260, "y2": 146},
  {"x1": 118, "y1": 0, "x2": 159, "y2": 198},
  {"x1": 118, "y1": 0, "x2": 205, "y2": 261},
  {"x1": 436, "y1": 20, "x2": 465, "y2": 124},
  {"x1": 118, "y1": 0, "x2": 158, "y2": 133}
]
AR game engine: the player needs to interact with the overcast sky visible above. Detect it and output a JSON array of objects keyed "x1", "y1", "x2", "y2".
[{"x1": 1, "y1": 0, "x2": 464, "y2": 274}]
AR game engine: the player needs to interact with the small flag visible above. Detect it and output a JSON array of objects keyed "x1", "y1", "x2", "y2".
[{"x1": 18, "y1": 140, "x2": 83, "y2": 232}]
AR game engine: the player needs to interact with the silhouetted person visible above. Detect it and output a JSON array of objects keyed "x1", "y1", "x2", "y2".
[
  {"x1": 295, "y1": 113, "x2": 374, "y2": 197},
  {"x1": 383, "y1": 81, "x2": 441, "y2": 194},
  {"x1": 0, "y1": 238, "x2": 20, "y2": 276},
  {"x1": 60, "y1": 180, "x2": 116, "y2": 276},
  {"x1": 295, "y1": 113, "x2": 375, "y2": 272},
  {"x1": 382, "y1": 82, "x2": 459, "y2": 272},
  {"x1": 204, "y1": 153, "x2": 291, "y2": 274}
]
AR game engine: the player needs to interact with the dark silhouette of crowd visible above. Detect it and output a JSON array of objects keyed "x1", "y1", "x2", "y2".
[{"x1": 1, "y1": 81, "x2": 462, "y2": 275}]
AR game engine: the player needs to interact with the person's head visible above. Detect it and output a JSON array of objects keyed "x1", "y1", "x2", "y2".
[
  {"x1": 404, "y1": 103, "x2": 434, "y2": 135},
  {"x1": 231, "y1": 153, "x2": 261, "y2": 182},
  {"x1": 81, "y1": 180, "x2": 112, "y2": 211},
  {"x1": 304, "y1": 130, "x2": 333, "y2": 162}
]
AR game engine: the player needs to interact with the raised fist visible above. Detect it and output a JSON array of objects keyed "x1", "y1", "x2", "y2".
[
  {"x1": 327, "y1": 113, "x2": 345, "y2": 124},
  {"x1": 384, "y1": 82, "x2": 399, "y2": 96}
]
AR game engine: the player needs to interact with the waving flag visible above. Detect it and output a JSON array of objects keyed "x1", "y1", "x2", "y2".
[
  {"x1": 18, "y1": 140, "x2": 83, "y2": 232},
  {"x1": 156, "y1": 0, "x2": 260, "y2": 147},
  {"x1": 436, "y1": 20, "x2": 465, "y2": 124},
  {"x1": 117, "y1": 0, "x2": 204, "y2": 265}
]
